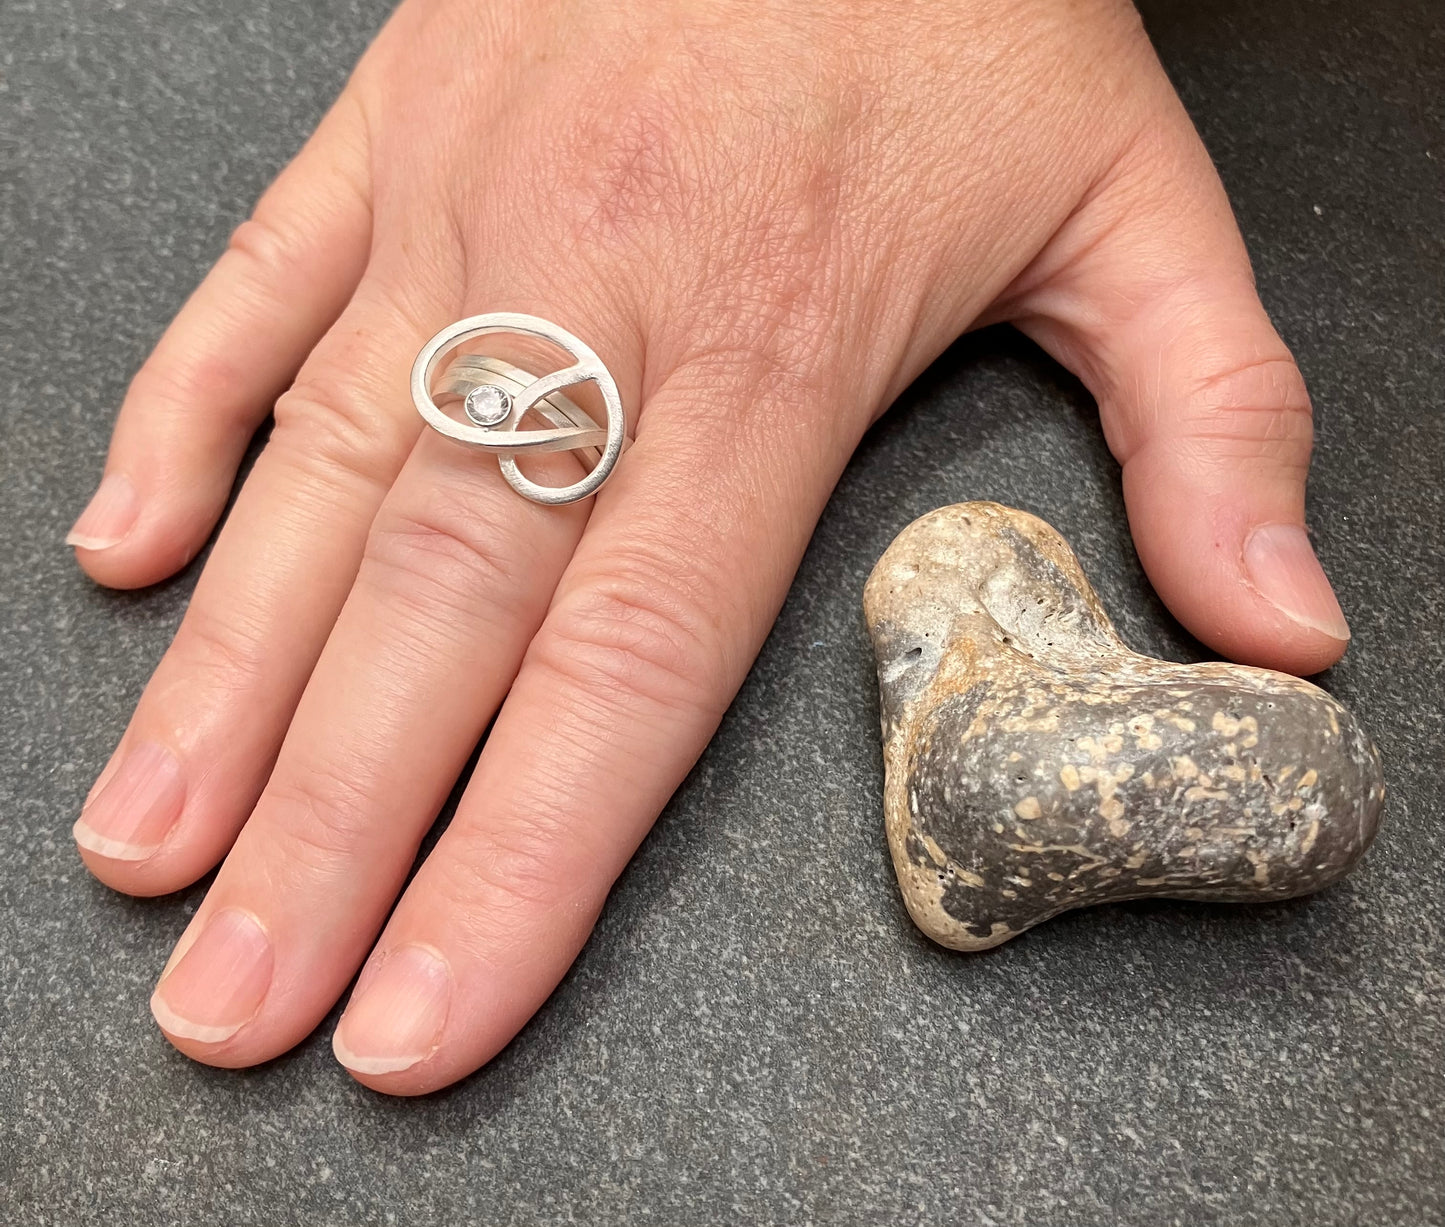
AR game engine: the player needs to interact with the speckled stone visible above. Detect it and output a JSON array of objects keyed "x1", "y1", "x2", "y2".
[{"x1": 866, "y1": 503, "x2": 1385, "y2": 950}]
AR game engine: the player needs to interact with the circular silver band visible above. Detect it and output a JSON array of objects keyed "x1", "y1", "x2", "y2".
[{"x1": 411, "y1": 312, "x2": 630, "y2": 505}]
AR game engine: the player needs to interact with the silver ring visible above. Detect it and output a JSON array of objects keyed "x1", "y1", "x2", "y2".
[{"x1": 411, "y1": 312, "x2": 630, "y2": 505}]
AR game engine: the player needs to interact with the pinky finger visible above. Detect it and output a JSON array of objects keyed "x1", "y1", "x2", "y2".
[{"x1": 69, "y1": 91, "x2": 374, "y2": 588}]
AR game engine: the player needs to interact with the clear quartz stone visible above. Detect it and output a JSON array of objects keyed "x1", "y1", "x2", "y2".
[{"x1": 464, "y1": 383, "x2": 512, "y2": 427}]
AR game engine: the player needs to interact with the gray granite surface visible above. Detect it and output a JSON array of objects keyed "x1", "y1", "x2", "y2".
[{"x1": 2, "y1": 0, "x2": 1442, "y2": 1223}]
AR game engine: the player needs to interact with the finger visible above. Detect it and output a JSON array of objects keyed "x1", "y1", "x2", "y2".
[
  {"x1": 144, "y1": 400, "x2": 599, "y2": 1063},
  {"x1": 1002, "y1": 99, "x2": 1348, "y2": 676},
  {"x1": 142, "y1": 297, "x2": 644, "y2": 1062},
  {"x1": 330, "y1": 367, "x2": 852, "y2": 1094},
  {"x1": 73, "y1": 262, "x2": 447, "y2": 896},
  {"x1": 68, "y1": 93, "x2": 373, "y2": 589}
]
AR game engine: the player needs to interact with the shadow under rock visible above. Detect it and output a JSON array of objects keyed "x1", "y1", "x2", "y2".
[{"x1": 892, "y1": 878, "x2": 1367, "y2": 1023}]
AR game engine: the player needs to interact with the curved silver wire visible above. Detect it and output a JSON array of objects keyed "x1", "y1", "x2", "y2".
[
  {"x1": 434, "y1": 356, "x2": 606, "y2": 469},
  {"x1": 411, "y1": 312, "x2": 629, "y2": 505}
]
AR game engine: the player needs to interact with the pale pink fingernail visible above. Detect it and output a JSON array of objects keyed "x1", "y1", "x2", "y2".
[
  {"x1": 1244, "y1": 523, "x2": 1351, "y2": 641},
  {"x1": 332, "y1": 944, "x2": 452, "y2": 1075},
  {"x1": 72, "y1": 740, "x2": 186, "y2": 861},
  {"x1": 150, "y1": 908, "x2": 273, "y2": 1043},
  {"x1": 66, "y1": 472, "x2": 139, "y2": 551}
]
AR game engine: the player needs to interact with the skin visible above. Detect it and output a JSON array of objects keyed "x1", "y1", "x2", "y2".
[{"x1": 68, "y1": 0, "x2": 1351, "y2": 1095}]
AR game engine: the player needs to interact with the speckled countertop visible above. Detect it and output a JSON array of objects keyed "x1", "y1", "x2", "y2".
[{"x1": 2, "y1": 1, "x2": 1441, "y2": 1222}]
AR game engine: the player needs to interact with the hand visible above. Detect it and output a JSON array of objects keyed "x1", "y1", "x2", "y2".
[{"x1": 69, "y1": 0, "x2": 1351, "y2": 1095}]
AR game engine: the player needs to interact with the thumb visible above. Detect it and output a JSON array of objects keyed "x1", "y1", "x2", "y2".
[{"x1": 1007, "y1": 105, "x2": 1350, "y2": 677}]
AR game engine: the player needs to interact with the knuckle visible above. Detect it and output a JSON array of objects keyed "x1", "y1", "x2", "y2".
[
  {"x1": 263, "y1": 762, "x2": 376, "y2": 880},
  {"x1": 224, "y1": 214, "x2": 302, "y2": 285},
  {"x1": 361, "y1": 496, "x2": 523, "y2": 625},
  {"x1": 1178, "y1": 355, "x2": 1315, "y2": 458},
  {"x1": 431, "y1": 809, "x2": 613, "y2": 953},
  {"x1": 127, "y1": 350, "x2": 250, "y2": 424},
  {"x1": 531, "y1": 552, "x2": 727, "y2": 717},
  {"x1": 439, "y1": 820, "x2": 571, "y2": 921},
  {"x1": 271, "y1": 380, "x2": 399, "y2": 493},
  {"x1": 1190, "y1": 354, "x2": 1313, "y2": 420},
  {"x1": 169, "y1": 601, "x2": 269, "y2": 697}
]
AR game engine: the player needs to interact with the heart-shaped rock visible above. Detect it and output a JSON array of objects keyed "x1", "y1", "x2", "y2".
[{"x1": 863, "y1": 502, "x2": 1385, "y2": 950}]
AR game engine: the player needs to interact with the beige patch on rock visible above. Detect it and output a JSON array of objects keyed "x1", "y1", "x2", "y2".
[
  {"x1": 1128, "y1": 714, "x2": 1163, "y2": 751},
  {"x1": 1171, "y1": 755, "x2": 1200, "y2": 781},
  {"x1": 1077, "y1": 734, "x2": 1124, "y2": 761},
  {"x1": 1155, "y1": 708, "x2": 1198, "y2": 734},
  {"x1": 1212, "y1": 710, "x2": 1260, "y2": 748},
  {"x1": 1101, "y1": 795, "x2": 1129, "y2": 837}
]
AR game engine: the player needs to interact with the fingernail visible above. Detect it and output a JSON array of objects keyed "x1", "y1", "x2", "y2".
[
  {"x1": 1244, "y1": 523, "x2": 1351, "y2": 641},
  {"x1": 66, "y1": 472, "x2": 139, "y2": 550},
  {"x1": 150, "y1": 908, "x2": 273, "y2": 1043},
  {"x1": 332, "y1": 944, "x2": 452, "y2": 1076},
  {"x1": 72, "y1": 740, "x2": 186, "y2": 861}
]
